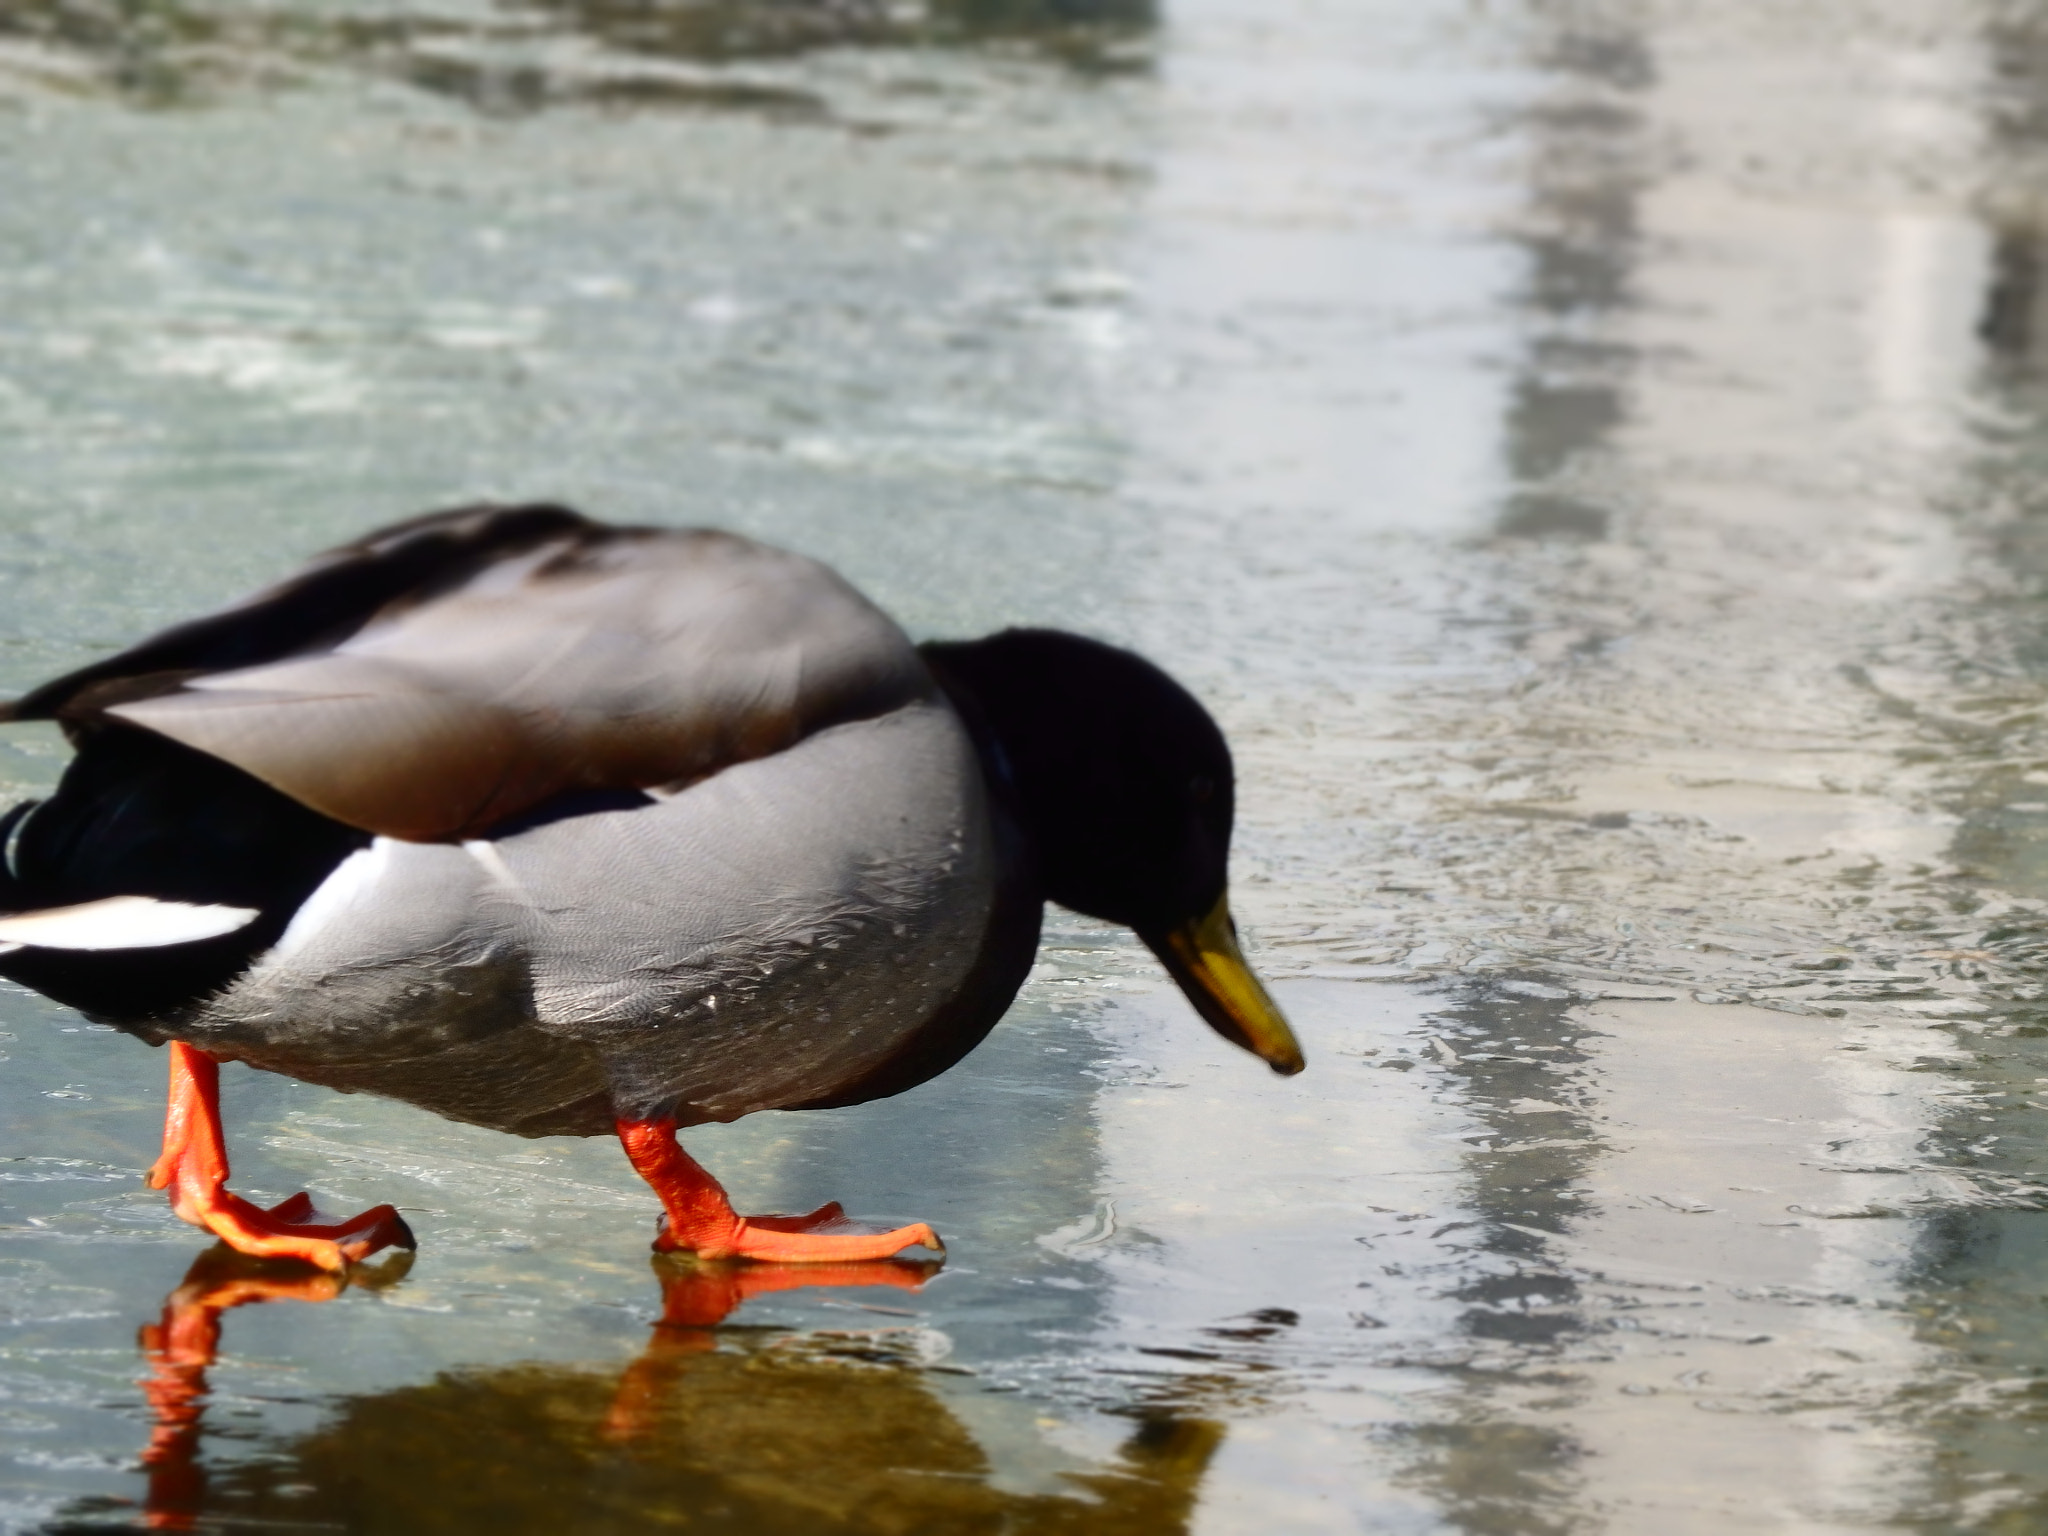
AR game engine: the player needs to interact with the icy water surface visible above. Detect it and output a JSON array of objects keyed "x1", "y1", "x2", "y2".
[{"x1": 8, "y1": 0, "x2": 2048, "y2": 1529}]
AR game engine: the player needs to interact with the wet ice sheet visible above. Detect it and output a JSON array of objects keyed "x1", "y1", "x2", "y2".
[{"x1": 8, "y1": 0, "x2": 2048, "y2": 1531}]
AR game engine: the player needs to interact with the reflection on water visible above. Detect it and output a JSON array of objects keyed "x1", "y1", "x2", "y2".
[
  {"x1": 205, "y1": 1361, "x2": 1209, "y2": 1536},
  {"x1": 0, "y1": 0, "x2": 1153, "y2": 112},
  {"x1": 1495, "y1": 14, "x2": 1648, "y2": 544},
  {"x1": 1429, "y1": 986, "x2": 1599, "y2": 1352},
  {"x1": 516, "y1": 0, "x2": 1158, "y2": 60},
  {"x1": 197, "y1": 1363, "x2": 1212, "y2": 1536},
  {"x1": 55, "y1": 1250, "x2": 1214, "y2": 1535},
  {"x1": 123, "y1": 1249, "x2": 411, "y2": 1533}
]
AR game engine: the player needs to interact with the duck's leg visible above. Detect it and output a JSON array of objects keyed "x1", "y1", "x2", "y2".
[
  {"x1": 616, "y1": 1116, "x2": 943, "y2": 1263},
  {"x1": 146, "y1": 1042, "x2": 415, "y2": 1273}
]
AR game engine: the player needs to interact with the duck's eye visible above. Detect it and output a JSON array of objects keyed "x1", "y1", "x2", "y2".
[{"x1": 1189, "y1": 775, "x2": 1215, "y2": 805}]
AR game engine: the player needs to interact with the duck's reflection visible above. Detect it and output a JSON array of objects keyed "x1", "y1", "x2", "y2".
[
  {"x1": 133, "y1": 1248, "x2": 407, "y2": 1531},
  {"x1": 600, "y1": 1253, "x2": 939, "y2": 1442},
  {"x1": 119, "y1": 1251, "x2": 1220, "y2": 1534}
]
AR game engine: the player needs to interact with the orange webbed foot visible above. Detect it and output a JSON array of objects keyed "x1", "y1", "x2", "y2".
[
  {"x1": 161, "y1": 1185, "x2": 415, "y2": 1274},
  {"x1": 148, "y1": 1042, "x2": 415, "y2": 1274},
  {"x1": 656, "y1": 1202, "x2": 944, "y2": 1263},
  {"x1": 618, "y1": 1118, "x2": 945, "y2": 1265}
]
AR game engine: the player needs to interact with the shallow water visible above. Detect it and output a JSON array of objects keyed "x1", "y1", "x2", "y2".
[{"x1": 6, "y1": 0, "x2": 2048, "y2": 1529}]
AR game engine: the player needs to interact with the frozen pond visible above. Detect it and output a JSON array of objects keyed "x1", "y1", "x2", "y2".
[{"x1": 5, "y1": 0, "x2": 2048, "y2": 1529}]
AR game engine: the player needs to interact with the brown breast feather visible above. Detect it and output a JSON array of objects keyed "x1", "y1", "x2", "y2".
[{"x1": 24, "y1": 511, "x2": 930, "y2": 841}]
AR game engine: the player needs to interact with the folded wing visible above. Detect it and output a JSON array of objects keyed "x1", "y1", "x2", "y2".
[{"x1": 4, "y1": 506, "x2": 930, "y2": 841}]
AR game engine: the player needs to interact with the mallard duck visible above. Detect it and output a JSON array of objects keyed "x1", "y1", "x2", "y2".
[{"x1": 0, "y1": 505, "x2": 1302, "y2": 1271}]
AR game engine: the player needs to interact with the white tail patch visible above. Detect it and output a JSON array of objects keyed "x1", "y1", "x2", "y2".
[
  {"x1": 0, "y1": 896, "x2": 259, "y2": 951},
  {"x1": 271, "y1": 840, "x2": 395, "y2": 960}
]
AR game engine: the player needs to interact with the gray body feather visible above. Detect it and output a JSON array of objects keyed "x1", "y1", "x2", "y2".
[{"x1": 171, "y1": 699, "x2": 995, "y2": 1137}]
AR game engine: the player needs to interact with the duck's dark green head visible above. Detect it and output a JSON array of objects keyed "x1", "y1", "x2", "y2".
[{"x1": 920, "y1": 628, "x2": 1303, "y2": 1076}]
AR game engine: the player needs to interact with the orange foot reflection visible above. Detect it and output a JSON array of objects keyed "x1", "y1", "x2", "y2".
[
  {"x1": 136, "y1": 1245, "x2": 410, "y2": 1532},
  {"x1": 133, "y1": 1244, "x2": 937, "y2": 1525},
  {"x1": 603, "y1": 1253, "x2": 942, "y2": 1441}
]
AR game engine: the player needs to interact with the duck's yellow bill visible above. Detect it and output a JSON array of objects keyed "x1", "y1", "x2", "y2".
[{"x1": 1150, "y1": 892, "x2": 1304, "y2": 1076}]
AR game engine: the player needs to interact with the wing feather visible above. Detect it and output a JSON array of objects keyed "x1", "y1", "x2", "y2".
[{"x1": 14, "y1": 507, "x2": 929, "y2": 840}]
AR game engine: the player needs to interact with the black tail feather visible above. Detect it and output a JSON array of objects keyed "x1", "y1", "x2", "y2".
[{"x1": 0, "y1": 725, "x2": 367, "y2": 1024}]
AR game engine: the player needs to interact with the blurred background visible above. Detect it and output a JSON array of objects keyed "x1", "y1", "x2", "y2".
[{"x1": 5, "y1": 0, "x2": 2048, "y2": 1530}]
